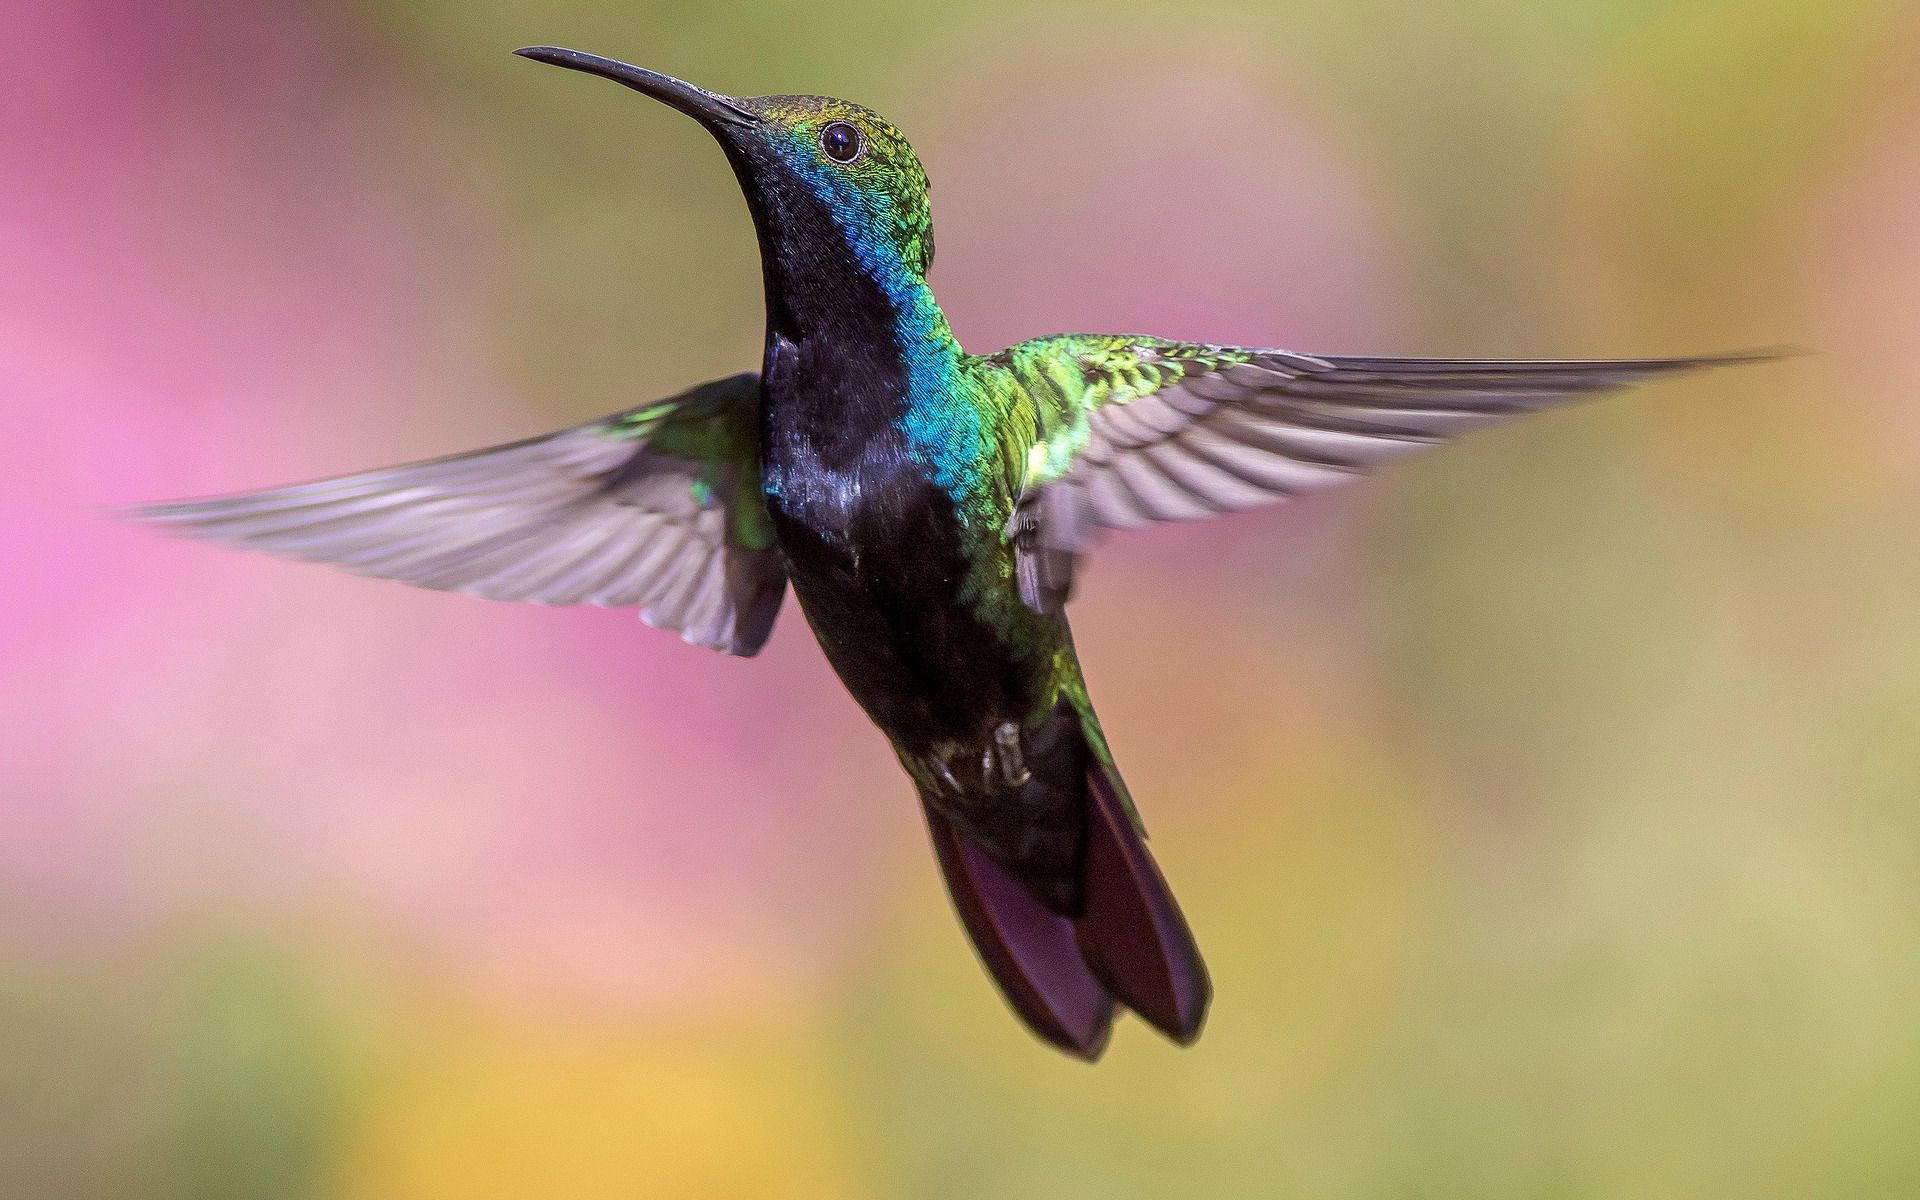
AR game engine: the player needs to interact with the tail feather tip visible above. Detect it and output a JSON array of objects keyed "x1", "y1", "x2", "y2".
[
  {"x1": 922, "y1": 759, "x2": 1210, "y2": 1056},
  {"x1": 1076, "y1": 765, "x2": 1212, "y2": 1045}
]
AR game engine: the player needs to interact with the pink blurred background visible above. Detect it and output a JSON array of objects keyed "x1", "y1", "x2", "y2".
[{"x1": 6, "y1": 1, "x2": 1919, "y2": 1196}]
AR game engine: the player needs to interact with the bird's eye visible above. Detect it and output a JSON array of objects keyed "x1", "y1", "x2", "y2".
[{"x1": 819, "y1": 121, "x2": 866, "y2": 164}]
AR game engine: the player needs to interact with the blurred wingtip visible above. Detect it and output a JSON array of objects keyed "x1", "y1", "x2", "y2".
[
  {"x1": 118, "y1": 497, "x2": 224, "y2": 534},
  {"x1": 115, "y1": 499, "x2": 184, "y2": 528},
  {"x1": 1706, "y1": 344, "x2": 1812, "y2": 366}
]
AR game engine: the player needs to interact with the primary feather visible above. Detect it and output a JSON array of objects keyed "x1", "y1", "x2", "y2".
[
  {"x1": 135, "y1": 373, "x2": 786, "y2": 656},
  {"x1": 994, "y1": 337, "x2": 1784, "y2": 611}
]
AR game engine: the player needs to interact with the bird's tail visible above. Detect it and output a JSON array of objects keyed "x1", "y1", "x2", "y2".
[{"x1": 922, "y1": 753, "x2": 1210, "y2": 1059}]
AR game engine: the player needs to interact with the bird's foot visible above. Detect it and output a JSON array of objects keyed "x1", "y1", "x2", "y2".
[{"x1": 986, "y1": 722, "x2": 1032, "y2": 789}]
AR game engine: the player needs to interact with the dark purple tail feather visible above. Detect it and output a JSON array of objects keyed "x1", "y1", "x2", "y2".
[
  {"x1": 924, "y1": 807, "x2": 1116, "y2": 1059},
  {"x1": 923, "y1": 762, "x2": 1210, "y2": 1056},
  {"x1": 1075, "y1": 766, "x2": 1211, "y2": 1043}
]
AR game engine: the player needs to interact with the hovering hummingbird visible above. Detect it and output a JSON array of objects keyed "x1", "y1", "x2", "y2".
[{"x1": 138, "y1": 46, "x2": 1779, "y2": 1059}]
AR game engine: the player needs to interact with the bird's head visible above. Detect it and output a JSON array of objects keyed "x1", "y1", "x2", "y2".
[{"x1": 516, "y1": 47, "x2": 936, "y2": 300}]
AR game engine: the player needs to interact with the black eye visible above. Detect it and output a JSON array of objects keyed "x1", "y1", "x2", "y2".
[{"x1": 819, "y1": 121, "x2": 865, "y2": 164}]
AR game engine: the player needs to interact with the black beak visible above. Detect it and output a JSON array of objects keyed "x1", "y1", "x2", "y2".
[{"x1": 514, "y1": 46, "x2": 759, "y2": 130}]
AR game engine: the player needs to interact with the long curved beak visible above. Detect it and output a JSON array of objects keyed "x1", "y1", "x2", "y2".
[{"x1": 514, "y1": 46, "x2": 759, "y2": 130}]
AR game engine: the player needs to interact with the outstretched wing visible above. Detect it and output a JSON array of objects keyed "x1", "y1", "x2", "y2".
[
  {"x1": 995, "y1": 336, "x2": 1780, "y2": 612},
  {"x1": 136, "y1": 373, "x2": 786, "y2": 656}
]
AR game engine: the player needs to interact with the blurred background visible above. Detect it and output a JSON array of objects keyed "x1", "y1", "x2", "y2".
[{"x1": 7, "y1": 0, "x2": 1920, "y2": 1196}]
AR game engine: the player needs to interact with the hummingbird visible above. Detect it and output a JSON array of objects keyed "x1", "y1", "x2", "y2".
[{"x1": 137, "y1": 46, "x2": 1780, "y2": 1059}]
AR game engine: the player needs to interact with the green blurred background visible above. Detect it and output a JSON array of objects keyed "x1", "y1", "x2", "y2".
[{"x1": 7, "y1": 1, "x2": 1920, "y2": 1196}]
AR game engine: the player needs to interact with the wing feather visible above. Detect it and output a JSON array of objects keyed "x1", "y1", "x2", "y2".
[
  {"x1": 135, "y1": 373, "x2": 786, "y2": 656},
  {"x1": 999, "y1": 337, "x2": 1785, "y2": 612}
]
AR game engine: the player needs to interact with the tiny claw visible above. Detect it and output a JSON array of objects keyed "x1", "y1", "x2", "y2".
[
  {"x1": 933, "y1": 758, "x2": 963, "y2": 796},
  {"x1": 991, "y1": 722, "x2": 1032, "y2": 788}
]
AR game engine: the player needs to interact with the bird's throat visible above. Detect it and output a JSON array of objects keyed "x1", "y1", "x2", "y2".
[{"x1": 728, "y1": 142, "x2": 957, "y2": 378}]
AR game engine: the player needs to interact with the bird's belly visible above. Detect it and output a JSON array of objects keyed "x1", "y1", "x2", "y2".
[{"x1": 768, "y1": 466, "x2": 1058, "y2": 755}]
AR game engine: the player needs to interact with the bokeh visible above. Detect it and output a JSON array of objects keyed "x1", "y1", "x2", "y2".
[{"x1": 7, "y1": 1, "x2": 1920, "y2": 1196}]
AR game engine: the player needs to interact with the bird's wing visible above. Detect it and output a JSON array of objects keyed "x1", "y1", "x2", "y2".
[
  {"x1": 135, "y1": 372, "x2": 787, "y2": 656},
  {"x1": 994, "y1": 335, "x2": 1779, "y2": 612}
]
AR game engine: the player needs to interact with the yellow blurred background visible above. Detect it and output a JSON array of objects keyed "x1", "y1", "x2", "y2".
[{"x1": 7, "y1": 1, "x2": 1920, "y2": 1196}]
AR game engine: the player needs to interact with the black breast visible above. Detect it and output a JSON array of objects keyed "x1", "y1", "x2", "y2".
[
  {"x1": 741, "y1": 164, "x2": 1060, "y2": 755},
  {"x1": 762, "y1": 331, "x2": 1026, "y2": 749}
]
